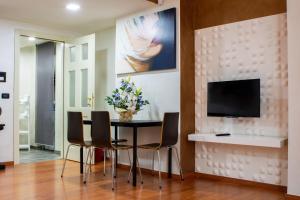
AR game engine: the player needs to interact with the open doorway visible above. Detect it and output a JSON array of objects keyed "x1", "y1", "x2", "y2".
[{"x1": 18, "y1": 35, "x2": 64, "y2": 164}]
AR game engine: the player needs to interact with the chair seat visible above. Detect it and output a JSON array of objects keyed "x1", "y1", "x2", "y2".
[
  {"x1": 112, "y1": 139, "x2": 127, "y2": 143},
  {"x1": 138, "y1": 143, "x2": 161, "y2": 149},
  {"x1": 92, "y1": 143, "x2": 132, "y2": 150},
  {"x1": 69, "y1": 140, "x2": 92, "y2": 147},
  {"x1": 112, "y1": 144, "x2": 133, "y2": 150}
]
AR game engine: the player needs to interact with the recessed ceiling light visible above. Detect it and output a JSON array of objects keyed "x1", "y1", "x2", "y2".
[
  {"x1": 66, "y1": 3, "x2": 81, "y2": 11},
  {"x1": 28, "y1": 37, "x2": 36, "y2": 41}
]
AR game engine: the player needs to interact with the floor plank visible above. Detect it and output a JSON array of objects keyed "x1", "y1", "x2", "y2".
[{"x1": 0, "y1": 160, "x2": 286, "y2": 200}]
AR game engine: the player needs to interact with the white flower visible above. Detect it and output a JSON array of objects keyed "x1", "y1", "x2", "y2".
[
  {"x1": 129, "y1": 106, "x2": 136, "y2": 112},
  {"x1": 120, "y1": 93, "x2": 126, "y2": 100}
]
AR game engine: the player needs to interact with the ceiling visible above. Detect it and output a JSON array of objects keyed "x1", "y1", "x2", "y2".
[{"x1": 0, "y1": 0, "x2": 155, "y2": 34}]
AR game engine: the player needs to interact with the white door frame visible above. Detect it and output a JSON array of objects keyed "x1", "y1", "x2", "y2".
[{"x1": 13, "y1": 30, "x2": 67, "y2": 164}]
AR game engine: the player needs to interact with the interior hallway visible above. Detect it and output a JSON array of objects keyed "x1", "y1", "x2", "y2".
[{"x1": 19, "y1": 149, "x2": 60, "y2": 164}]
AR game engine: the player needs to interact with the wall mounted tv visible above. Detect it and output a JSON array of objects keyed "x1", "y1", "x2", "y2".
[{"x1": 207, "y1": 79, "x2": 260, "y2": 118}]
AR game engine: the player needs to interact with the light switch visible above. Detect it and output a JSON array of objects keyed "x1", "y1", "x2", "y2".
[{"x1": 1, "y1": 93, "x2": 9, "y2": 99}]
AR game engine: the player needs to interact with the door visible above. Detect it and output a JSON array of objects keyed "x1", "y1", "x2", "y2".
[
  {"x1": 36, "y1": 42, "x2": 56, "y2": 148},
  {"x1": 64, "y1": 34, "x2": 95, "y2": 161}
]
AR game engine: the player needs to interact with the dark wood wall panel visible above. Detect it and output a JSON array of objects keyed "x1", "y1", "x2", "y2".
[
  {"x1": 180, "y1": 0, "x2": 196, "y2": 173},
  {"x1": 193, "y1": 0, "x2": 286, "y2": 29},
  {"x1": 180, "y1": 0, "x2": 286, "y2": 173}
]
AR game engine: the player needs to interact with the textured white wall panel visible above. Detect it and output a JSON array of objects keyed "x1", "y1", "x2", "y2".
[
  {"x1": 287, "y1": 0, "x2": 300, "y2": 195},
  {"x1": 194, "y1": 14, "x2": 288, "y2": 186}
]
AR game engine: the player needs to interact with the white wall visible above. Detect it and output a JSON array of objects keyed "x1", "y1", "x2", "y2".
[
  {"x1": 0, "y1": 19, "x2": 77, "y2": 163},
  {"x1": 287, "y1": 0, "x2": 300, "y2": 196},
  {"x1": 0, "y1": 21, "x2": 15, "y2": 162},
  {"x1": 117, "y1": 72, "x2": 180, "y2": 174},
  {"x1": 95, "y1": 28, "x2": 116, "y2": 113},
  {"x1": 195, "y1": 14, "x2": 288, "y2": 186}
]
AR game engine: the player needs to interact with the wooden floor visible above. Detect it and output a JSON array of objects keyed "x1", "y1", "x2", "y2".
[{"x1": 0, "y1": 160, "x2": 286, "y2": 200}]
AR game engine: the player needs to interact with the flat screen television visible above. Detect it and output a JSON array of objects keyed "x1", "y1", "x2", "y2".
[{"x1": 207, "y1": 79, "x2": 260, "y2": 118}]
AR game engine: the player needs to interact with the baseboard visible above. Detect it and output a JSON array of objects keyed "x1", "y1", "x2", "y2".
[
  {"x1": 195, "y1": 172, "x2": 287, "y2": 192},
  {"x1": 117, "y1": 163, "x2": 189, "y2": 180},
  {"x1": 0, "y1": 161, "x2": 14, "y2": 166},
  {"x1": 286, "y1": 194, "x2": 300, "y2": 200}
]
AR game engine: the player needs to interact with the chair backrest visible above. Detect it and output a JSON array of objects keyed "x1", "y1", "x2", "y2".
[
  {"x1": 67, "y1": 112, "x2": 84, "y2": 145},
  {"x1": 160, "y1": 112, "x2": 179, "y2": 147},
  {"x1": 91, "y1": 111, "x2": 112, "y2": 148}
]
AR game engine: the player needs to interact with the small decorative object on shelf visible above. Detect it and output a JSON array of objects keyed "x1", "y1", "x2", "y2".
[{"x1": 105, "y1": 76, "x2": 149, "y2": 121}]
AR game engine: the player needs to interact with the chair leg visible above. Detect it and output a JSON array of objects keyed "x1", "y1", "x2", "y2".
[
  {"x1": 111, "y1": 149, "x2": 116, "y2": 190},
  {"x1": 127, "y1": 150, "x2": 143, "y2": 184},
  {"x1": 152, "y1": 151, "x2": 155, "y2": 176},
  {"x1": 103, "y1": 149, "x2": 106, "y2": 176},
  {"x1": 89, "y1": 147, "x2": 94, "y2": 174},
  {"x1": 127, "y1": 149, "x2": 132, "y2": 183},
  {"x1": 137, "y1": 155, "x2": 143, "y2": 184},
  {"x1": 157, "y1": 150, "x2": 162, "y2": 189},
  {"x1": 61, "y1": 144, "x2": 72, "y2": 178},
  {"x1": 128, "y1": 165, "x2": 133, "y2": 184},
  {"x1": 173, "y1": 146, "x2": 184, "y2": 181},
  {"x1": 108, "y1": 150, "x2": 112, "y2": 163},
  {"x1": 83, "y1": 147, "x2": 91, "y2": 184}
]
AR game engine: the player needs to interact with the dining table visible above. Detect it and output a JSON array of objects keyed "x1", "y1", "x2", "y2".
[{"x1": 82, "y1": 119, "x2": 173, "y2": 186}]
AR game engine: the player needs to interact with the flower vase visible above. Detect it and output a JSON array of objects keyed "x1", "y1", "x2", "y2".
[{"x1": 118, "y1": 111, "x2": 134, "y2": 121}]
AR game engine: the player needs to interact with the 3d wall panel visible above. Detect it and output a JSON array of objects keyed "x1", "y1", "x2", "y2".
[{"x1": 195, "y1": 14, "x2": 288, "y2": 185}]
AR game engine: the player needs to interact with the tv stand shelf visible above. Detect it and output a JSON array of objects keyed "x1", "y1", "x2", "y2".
[{"x1": 188, "y1": 133, "x2": 287, "y2": 148}]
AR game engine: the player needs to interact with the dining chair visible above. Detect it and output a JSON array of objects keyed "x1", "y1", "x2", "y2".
[
  {"x1": 93, "y1": 139, "x2": 127, "y2": 176},
  {"x1": 101, "y1": 138, "x2": 128, "y2": 176},
  {"x1": 61, "y1": 112, "x2": 91, "y2": 182},
  {"x1": 137, "y1": 112, "x2": 183, "y2": 189},
  {"x1": 84, "y1": 111, "x2": 143, "y2": 190}
]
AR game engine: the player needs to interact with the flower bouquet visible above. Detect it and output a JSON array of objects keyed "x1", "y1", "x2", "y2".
[{"x1": 105, "y1": 77, "x2": 149, "y2": 121}]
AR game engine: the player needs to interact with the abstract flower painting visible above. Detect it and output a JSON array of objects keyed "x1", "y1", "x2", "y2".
[{"x1": 116, "y1": 8, "x2": 176, "y2": 74}]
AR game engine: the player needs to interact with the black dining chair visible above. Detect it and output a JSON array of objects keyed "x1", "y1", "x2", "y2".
[
  {"x1": 137, "y1": 112, "x2": 183, "y2": 189},
  {"x1": 84, "y1": 111, "x2": 143, "y2": 190},
  {"x1": 61, "y1": 112, "x2": 91, "y2": 181},
  {"x1": 91, "y1": 138, "x2": 128, "y2": 176},
  {"x1": 100, "y1": 139, "x2": 128, "y2": 176}
]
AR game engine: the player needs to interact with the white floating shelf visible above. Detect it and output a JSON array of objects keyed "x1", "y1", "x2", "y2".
[{"x1": 188, "y1": 133, "x2": 287, "y2": 148}]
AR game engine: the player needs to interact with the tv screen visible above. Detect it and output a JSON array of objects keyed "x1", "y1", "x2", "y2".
[{"x1": 207, "y1": 79, "x2": 260, "y2": 117}]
